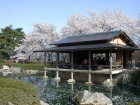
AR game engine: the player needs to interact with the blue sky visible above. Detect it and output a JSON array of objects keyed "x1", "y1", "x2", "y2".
[{"x1": 0, "y1": 0, "x2": 140, "y2": 34}]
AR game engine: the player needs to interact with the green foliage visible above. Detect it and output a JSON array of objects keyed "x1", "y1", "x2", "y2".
[
  {"x1": 5, "y1": 60, "x2": 15, "y2": 63},
  {"x1": 0, "y1": 63, "x2": 3, "y2": 69},
  {"x1": 0, "y1": 72, "x2": 3, "y2": 76},
  {"x1": 0, "y1": 58, "x2": 5, "y2": 63},
  {"x1": 129, "y1": 99, "x2": 140, "y2": 105},
  {"x1": 0, "y1": 58, "x2": 5, "y2": 69},
  {"x1": 131, "y1": 70, "x2": 140, "y2": 86},
  {"x1": 8, "y1": 63, "x2": 44, "y2": 70},
  {"x1": 135, "y1": 51, "x2": 140, "y2": 62},
  {"x1": 0, "y1": 25, "x2": 25, "y2": 58},
  {"x1": 0, "y1": 78, "x2": 40, "y2": 105},
  {"x1": 135, "y1": 51, "x2": 140, "y2": 68},
  {"x1": 0, "y1": 87, "x2": 29, "y2": 105},
  {"x1": 136, "y1": 62, "x2": 140, "y2": 68},
  {"x1": 0, "y1": 61, "x2": 54, "y2": 70}
]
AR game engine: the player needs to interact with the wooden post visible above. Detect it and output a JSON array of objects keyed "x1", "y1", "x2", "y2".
[
  {"x1": 67, "y1": 50, "x2": 75, "y2": 83},
  {"x1": 56, "y1": 80, "x2": 60, "y2": 88},
  {"x1": 85, "y1": 50, "x2": 93, "y2": 85},
  {"x1": 131, "y1": 52, "x2": 133, "y2": 68},
  {"x1": 88, "y1": 85, "x2": 91, "y2": 92},
  {"x1": 56, "y1": 52, "x2": 59, "y2": 78},
  {"x1": 106, "y1": 51, "x2": 109, "y2": 63},
  {"x1": 71, "y1": 51, "x2": 73, "y2": 79},
  {"x1": 44, "y1": 52, "x2": 47, "y2": 66},
  {"x1": 50, "y1": 52, "x2": 52, "y2": 61},
  {"x1": 89, "y1": 50, "x2": 91, "y2": 70},
  {"x1": 54, "y1": 52, "x2": 60, "y2": 81},
  {"x1": 43, "y1": 52, "x2": 48, "y2": 79},
  {"x1": 86, "y1": 50, "x2": 92, "y2": 84},
  {"x1": 133, "y1": 52, "x2": 136, "y2": 68},
  {"x1": 70, "y1": 83, "x2": 74, "y2": 91},
  {"x1": 43, "y1": 69, "x2": 48, "y2": 79},
  {"x1": 110, "y1": 50, "x2": 113, "y2": 86}
]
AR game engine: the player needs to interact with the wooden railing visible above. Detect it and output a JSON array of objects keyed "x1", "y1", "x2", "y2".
[{"x1": 58, "y1": 64, "x2": 123, "y2": 70}]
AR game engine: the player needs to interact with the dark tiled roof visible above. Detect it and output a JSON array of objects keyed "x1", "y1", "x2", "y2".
[
  {"x1": 51, "y1": 30, "x2": 122, "y2": 45},
  {"x1": 34, "y1": 30, "x2": 139, "y2": 53},
  {"x1": 34, "y1": 43, "x2": 140, "y2": 52}
]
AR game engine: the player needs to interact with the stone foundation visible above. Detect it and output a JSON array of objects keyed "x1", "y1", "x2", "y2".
[{"x1": 58, "y1": 71, "x2": 122, "y2": 84}]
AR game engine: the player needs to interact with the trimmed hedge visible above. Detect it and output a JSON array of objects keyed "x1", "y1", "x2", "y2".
[
  {"x1": 6, "y1": 63, "x2": 54, "y2": 70},
  {"x1": 0, "y1": 58, "x2": 5, "y2": 69},
  {"x1": 0, "y1": 58, "x2": 5, "y2": 63},
  {"x1": 0, "y1": 78, "x2": 40, "y2": 105},
  {"x1": 0, "y1": 60, "x2": 55, "y2": 70},
  {"x1": 5, "y1": 60, "x2": 15, "y2": 64},
  {"x1": 0, "y1": 63, "x2": 2, "y2": 69},
  {"x1": 0, "y1": 87, "x2": 29, "y2": 105}
]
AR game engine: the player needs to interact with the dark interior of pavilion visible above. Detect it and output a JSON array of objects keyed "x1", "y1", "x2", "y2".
[{"x1": 58, "y1": 50, "x2": 126, "y2": 70}]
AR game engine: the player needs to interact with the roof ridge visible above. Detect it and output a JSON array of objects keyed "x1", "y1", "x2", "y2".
[{"x1": 67, "y1": 30, "x2": 122, "y2": 38}]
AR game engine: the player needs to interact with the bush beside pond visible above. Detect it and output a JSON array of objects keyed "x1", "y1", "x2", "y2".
[
  {"x1": 129, "y1": 99, "x2": 140, "y2": 105},
  {"x1": 4, "y1": 62, "x2": 54, "y2": 70},
  {"x1": 0, "y1": 87, "x2": 29, "y2": 105},
  {"x1": 131, "y1": 70, "x2": 140, "y2": 86},
  {"x1": 0, "y1": 58, "x2": 5, "y2": 69},
  {"x1": 0, "y1": 78, "x2": 40, "y2": 105},
  {"x1": 0, "y1": 58, "x2": 5, "y2": 63},
  {"x1": 136, "y1": 62, "x2": 140, "y2": 68}
]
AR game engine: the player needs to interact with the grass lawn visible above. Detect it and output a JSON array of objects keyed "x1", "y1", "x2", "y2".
[
  {"x1": 0, "y1": 62, "x2": 54, "y2": 71},
  {"x1": 9, "y1": 63, "x2": 45, "y2": 70}
]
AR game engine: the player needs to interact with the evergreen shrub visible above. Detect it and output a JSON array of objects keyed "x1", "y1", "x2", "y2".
[
  {"x1": 0, "y1": 78, "x2": 40, "y2": 105},
  {"x1": 129, "y1": 99, "x2": 140, "y2": 105},
  {"x1": 0, "y1": 58, "x2": 4, "y2": 63},
  {"x1": 0, "y1": 87, "x2": 28, "y2": 105},
  {"x1": 131, "y1": 70, "x2": 140, "y2": 86}
]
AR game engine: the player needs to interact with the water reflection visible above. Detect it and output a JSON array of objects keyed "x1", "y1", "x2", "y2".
[
  {"x1": 55, "y1": 79, "x2": 60, "y2": 88},
  {"x1": 43, "y1": 77, "x2": 48, "y2": 86},
  {"x1": 68, "y1": 82, "x2": 75, "y2": 91},
  {"x1": 86, "y1": 83, "x2": 94, "y2": 92},
  {"x1": 109, "y1": 86, "x2": 113, "y2": 100},
  {"x1": 11, "y1": 75, "x2": 140, "y2": 105}
]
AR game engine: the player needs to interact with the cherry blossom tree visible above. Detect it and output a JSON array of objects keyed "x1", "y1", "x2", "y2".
[
  {"x1": 61, "y1": 14, "x2": 89, "y2": 38},
  {"x1": 12, "y1": 23, "x2": 60, "y2": 61},
  {"x1": 88, "y1": 9, "x2": 140, "y2": 36},
  {"x1": 60, "y1": 9, "x2": 140, "y2": 61},
  {"x1": 61, "y1": 9, "x2": 140, "y2": 37}
]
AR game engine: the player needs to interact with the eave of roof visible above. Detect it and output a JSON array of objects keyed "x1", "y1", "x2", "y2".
[{"x1": 34, "y1": 43, "x2": 140, "y2": 52}]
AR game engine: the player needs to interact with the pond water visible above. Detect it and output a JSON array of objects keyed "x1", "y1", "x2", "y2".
[{"x1": 8, "y1": 75, "x2": 140, "y2": 105}]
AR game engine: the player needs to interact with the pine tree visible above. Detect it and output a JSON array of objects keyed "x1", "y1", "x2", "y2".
[{"x1": 0, "y1": 25, "x2": 25, "y2": 58}]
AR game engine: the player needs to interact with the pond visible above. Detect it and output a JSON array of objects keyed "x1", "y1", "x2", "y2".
[{"x1": 8, "y1": 75, "x2": 140, "y2": 105}]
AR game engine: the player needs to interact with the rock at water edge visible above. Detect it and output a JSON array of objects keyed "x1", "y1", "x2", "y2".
[
  {"x1": 40, "y1": 100, "x2": 49, "y2": 105},
  {"x1": 84, "y1": 92, "x2": 112, "y2": 105},
  {"x1": 73, "y1": 90, "x2": 92, "y2": 104},
  {"x1": 73, "y1": 90, "x2": 112, "y2": 105},
  {"x1": 3, "y1": 65, "x2": 10, "y2": 71}
]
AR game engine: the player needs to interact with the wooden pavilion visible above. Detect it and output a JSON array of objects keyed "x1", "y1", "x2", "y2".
[{"x1": 34, "y1": 30, "x2": 140, "y2": 85}]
